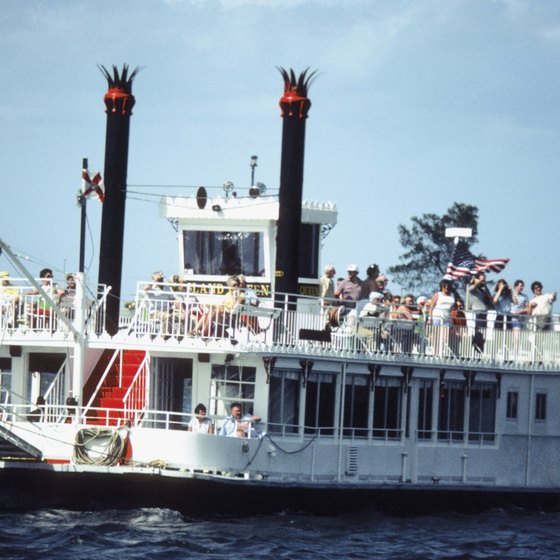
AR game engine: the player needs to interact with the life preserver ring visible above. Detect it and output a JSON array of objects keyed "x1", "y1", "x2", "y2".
[{"x1": 327, "y1": 306, "x2": 343, "y2": 328}]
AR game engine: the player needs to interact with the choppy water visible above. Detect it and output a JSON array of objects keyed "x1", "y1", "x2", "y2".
[{"x1": 1, "y1": 508, "x2": 558, "y2": 559}]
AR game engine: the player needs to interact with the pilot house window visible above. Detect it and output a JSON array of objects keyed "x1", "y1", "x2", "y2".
[
  {"x1": 183, "y1": 231, "x2": 265, "y2": 277},
  {"x1": 298, "y1": 223, "x2": 320, "y2": 279}
]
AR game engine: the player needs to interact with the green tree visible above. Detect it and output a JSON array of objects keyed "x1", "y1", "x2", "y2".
[{"x1": 387, "y1": 202, "x2": 479, "y2": 292}]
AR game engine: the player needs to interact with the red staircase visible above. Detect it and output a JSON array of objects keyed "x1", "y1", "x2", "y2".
[{"x1": 83, "y1": 349, "x2": 147, "y2": 426}]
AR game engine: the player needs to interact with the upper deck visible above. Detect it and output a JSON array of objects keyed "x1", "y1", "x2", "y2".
[{"x1": 1, "y1": 278, "x2": 559, "y2": 373}]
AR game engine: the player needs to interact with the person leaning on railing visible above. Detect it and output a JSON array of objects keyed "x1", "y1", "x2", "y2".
[
  {"x1": 219, "y1": 402, "x2": 262, "y2": 438},
  {"x1": 27, "y1": 395, "x2": 45, "y2": 423},
  {"x1": 0, "y1": 271, "x2": 20, "y2": 327},
  {"x1": 187, "y1": 403, "x2": 214, "y2": 434},
  {"x1": 391, "y1": 294, "x2": 416, "y2": 354},
  {"x1": 429, "y1": 279, "x2": 463, "y2": 328},
  {"x1": 530, "y1": 281, "x2": 557, "y2": 331},
  {"x1": 190, "y1": 276, "x2": 239, "y2": 337},
  {"x1": 236, "y1": 274, "x2": 262, "y2": 334},
  {"x1": 466, "y1": 272, "x2": 494, "y2": 330},
  {"x1": 428, "y1": 279, "x2": 464, "y2": 356},
  {"x1": 493, "y1": 279, "x2": 517, "y2": 331},
  {"x1": 143, "y1": 271, "x2": 175, "y2": 336},
  {"x1": 28, "y1": 268, "x2": 64, "y2": 329},
  {"x1": 510, "y1": 280, "x2": 530, "y2": 331}
]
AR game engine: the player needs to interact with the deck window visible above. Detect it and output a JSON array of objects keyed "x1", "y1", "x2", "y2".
[
  {"x1": 28, "y1": 353, "x2": 66, "y2": 403},
  {"x1": 468, "y1": 382, "x2": 497, "y2": 443},
  {"x1": 373, "y1": 377, "x2": 402, "y2": 440},
  {"x1": 417, "y1": 380, "x2": 434, "y2": 440},
  {"x1": 298, "y1": 223, "x2": 320, "y2": 279},
  {"x1": 535, "y1": 392, "x2": 547, "y2": 421},
  {"x1": 506, "y1": 391, "x2": 518, "y2": 420},
  {"x1": 268, "y1": 369, "x2": 300, "y2": 434},
  {"x1": 0, "y1": 358, "x2": 11, "y2": 403},
  {"x1": 305, "y1": 372, "x2": 336, "y2": 436},
  {"x1": 210, "y1": 364, "x2": 257, "y2": 418},
  {"x1": 151, "y1": 358, "x2": 193, "y2": 428},
  {"x1": 183, "y1": 230, "x2": 265, "y2": 277},
  {"x1": 438, "y1": 381, "x2": 465, "y2": 442},
  {"x1": 343, "y1": 374, "x2": 369, "y2": 438}
]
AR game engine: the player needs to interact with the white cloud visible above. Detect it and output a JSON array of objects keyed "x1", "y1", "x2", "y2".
[
  {"x1": 491, "y1": 0, "x2": 530, "y2": 14},
  {"x1": 540, "y1": 26, "x2": 560, "y2": 41},
  {"x1": 164, "y1": 0, "x2": 308, "y2": 7}
]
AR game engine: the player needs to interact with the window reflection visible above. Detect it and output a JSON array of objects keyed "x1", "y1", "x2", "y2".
[{"x1": 183, "y1": 231, "x2": 265, "y2": 277}]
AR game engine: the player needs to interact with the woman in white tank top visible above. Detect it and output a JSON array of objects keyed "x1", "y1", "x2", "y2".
[{"x1": 430, "y1": 280, "x2": 457, "y2": 327}]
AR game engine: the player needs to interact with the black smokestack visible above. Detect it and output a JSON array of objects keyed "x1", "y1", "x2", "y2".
[
  {"x1": 97, "y1": 64, "x2": 139, "y2": 335},
  {"x1": 275, "y1": 67, "x2": 317, "y2": 297}
]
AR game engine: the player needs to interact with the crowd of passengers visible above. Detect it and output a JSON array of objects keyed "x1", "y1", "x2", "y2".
[
  {"x1": 320, "y1": 263, "x2": 557, "y2": 333},
  {"x1": 2, "y1": 264, "x2": 557, "y2": 336},
  {"x1": 187, "y1": 402, "x2": 262, "y2": 438},
  {"x1": 0, "y1": 268, "x2": 77, "y2": 327},
  {"x1": 143, "y1": 271, "x2": 261, "y2": 338}
]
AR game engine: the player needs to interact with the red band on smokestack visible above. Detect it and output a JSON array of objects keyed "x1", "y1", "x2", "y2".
[
  {"x1": 104, "y1": 88, "x2": 135, "y2": 115},
  {"x1": 278, "y1": 67, "x2": 316, "y2": 119}
]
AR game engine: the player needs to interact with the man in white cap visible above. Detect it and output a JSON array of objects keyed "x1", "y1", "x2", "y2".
[
  {"x1": 335, "y1": 264, "x2": 362, "y2": 308},
  {"x1": 415, "y1": 296, "x2": 429, "y2": 322},
  {"x1": 359, "y1": 291, "x2": 388, "y2": 317}
]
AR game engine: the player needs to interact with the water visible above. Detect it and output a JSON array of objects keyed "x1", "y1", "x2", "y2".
[{"x1": 1, "y1": 508, "x2": 558, "y2": 559}]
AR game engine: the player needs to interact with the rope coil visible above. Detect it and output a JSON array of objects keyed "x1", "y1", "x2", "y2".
[{"x1": 73, "y1": 427, "x2": 127, "y2": 466}]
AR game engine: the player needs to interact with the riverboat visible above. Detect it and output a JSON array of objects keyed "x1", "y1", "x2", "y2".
[{"x1": 0, "y1": 67, "x2": 559, "y2": 515}]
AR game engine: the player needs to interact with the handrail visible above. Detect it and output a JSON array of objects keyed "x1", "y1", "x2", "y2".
[
  {"x1": 122, "y1": 353, "x2": 149, "y2": 425},
  {"x1": 82, "y1": 348, "x2": 121, "y2": 412},
  {"x1": 43, "y1": 357, "x2": 68, "y2": 421},
  {"x1": 85, "y1": 284, "x2": 110, "y2": 334}
]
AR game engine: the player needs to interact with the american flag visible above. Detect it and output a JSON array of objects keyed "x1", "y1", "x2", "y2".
[{"x1": 445, "y1": 241, "x2": 509, "y2": 279}]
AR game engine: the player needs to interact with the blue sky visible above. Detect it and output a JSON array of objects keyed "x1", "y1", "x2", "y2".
[{"x1": 2, "y1": 0, "x2": 560, "y2": 302}]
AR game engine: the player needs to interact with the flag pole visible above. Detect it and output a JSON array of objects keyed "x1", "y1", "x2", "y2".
[
  {"x1": 78, "y1": 158, "x2": 88, "y2": 273},
  {"x1": 445, "y1": 227, "x2": 473, "y2": 307}
]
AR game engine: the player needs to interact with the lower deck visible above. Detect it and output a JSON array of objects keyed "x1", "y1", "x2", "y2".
[{"x1": 1, "y1": 342, "x2": 560, "y2": 497}]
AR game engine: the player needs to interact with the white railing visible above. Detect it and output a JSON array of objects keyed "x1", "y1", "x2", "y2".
[
  {"x1": 0, "y1": 277, "x2": 107, "y2": 336},
  {"x1": 43, "y1": 358, "x2": 68, "y2": 420},
  {"x1": 120, "y1": 285, "x2": 560, "y2": 368},
  {"x1": 4, "y1": 278, "x2": 560, "y2": 369}
]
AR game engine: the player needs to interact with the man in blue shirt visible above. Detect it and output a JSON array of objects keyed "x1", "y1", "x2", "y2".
[{"x1": 219, "y1": 402, "x2": 261, "y2": 438}]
